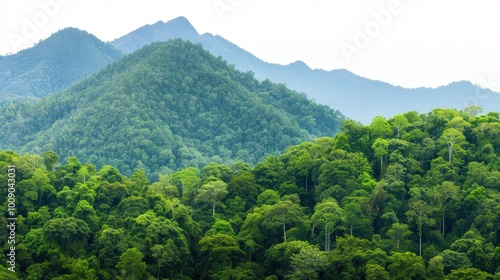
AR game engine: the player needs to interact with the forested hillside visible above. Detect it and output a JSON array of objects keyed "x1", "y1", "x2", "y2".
[
  {"x1": 1, "y1": 107, "x2": 500, "y2": 279},
  {"x1": 0, "y1": 28, "x2": 123, "y2": 103},
  {"x1": 0, "y1": 39, "x2": 343, "y2": 179}
]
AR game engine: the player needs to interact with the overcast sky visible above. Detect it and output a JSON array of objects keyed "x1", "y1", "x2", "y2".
[{"x1": 1, "y1": 0, "x2": 499, "y2": 90}]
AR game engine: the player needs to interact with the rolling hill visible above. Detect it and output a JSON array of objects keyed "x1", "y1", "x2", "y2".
[{"x1": 0, "y1": 39, "x2": 344, "y2": 178}]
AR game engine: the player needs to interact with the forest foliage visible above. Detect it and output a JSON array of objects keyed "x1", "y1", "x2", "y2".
[
  {"x1": 0, "y1": 39, "x2": 344, "y2": 180},
  {"x1": 1, "y1": 107, "x2": 500, "y2": 279}
]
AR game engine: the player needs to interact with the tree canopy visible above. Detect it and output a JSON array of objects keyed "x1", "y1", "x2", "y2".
[{"x1": 1, "y1": 108, "x2": 500, "y2": 279}]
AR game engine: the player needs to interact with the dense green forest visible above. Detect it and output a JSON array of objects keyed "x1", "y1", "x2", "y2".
[
  {"x1": 2, "y1": 107, "x2": 500, "y2": 279},
  {"x1": 0, "y1": 40, "x2": 343, "y2": 179}
]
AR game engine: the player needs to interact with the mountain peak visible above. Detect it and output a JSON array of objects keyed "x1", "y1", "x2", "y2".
[
  {"x1": 111, "y1": 17, "x2": 199, "y2": 53},
  {"x1": 288, "y1": 60, "x2": 310, "y2": 70},
  {"x1": 169, "y1": 16, "x2": 191, "y2": 26}
]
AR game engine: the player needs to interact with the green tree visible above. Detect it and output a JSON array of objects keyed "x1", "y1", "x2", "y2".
[
  {"x1": 198, "y1": 233, "x2": 246, "y2": 278},
  {"x1": 426, "y1": 181, "x2": 460, "y2": 235},
  {"x1": 196, "y1": 177, "x2": 228, "y2": 217},
  {"x1": 370, "y1": 116, "x2": 394, "y2": 139},
  {"x1": 288, "y1": 246, "x2": 328, "y2": 280},
  {"x1": 427, "y1": 255, "x2": 445, "y2": 279},
  {"x1": 311, "y1": 198, "x2": 344, "y2": 251},
  {"x1": 405, "y1": 197, "x2": 435, "y2": 256},
  {"x1": 463, "y1": 105, "x2": 483, "y2": 117},
  {"x1": 62, "y1": 258, "x2": 97, "y2": 280},
  {"x1": 263, "y1": 200, "x2": 305, "y2": 242},
  {"x1": 172, "y1": 167, "x2": 201, "y2": 195},
  {"x1": 151, "y1": 240, "x2": 181, "y2": 279},
  {"x1": 389, "y1": 114, "x2": 410, "y2": 139},
  {"x1": 387, "y1": 223, "x2": 412, "y2": 250},
  {"x1": 73, "y1": 200, "x2": 99, "y2": 232},
  {"x1": 366, "y1": 264, "x2": 390, "y2": 280},
  {"x1": 372, "y1": 138, "x2": 389, "y2": 176},
  {"x1": 343, "y1": 199, "x2": 372, "y2": 236},
  {"x1": 96, "y1": 227, "x2": 127, "y2": 268},
  {"x1": 264, "y1": 241, "x2": 314, "y2": 278},
  {"x1": 445, "y1": 268, "x2": 493, "y2": 280},
  {"x1": 439, "y1": 249, "x2": 472, "y2": 273},
  {"x1": 388, "y1": 252, "x2": 426, "y2": 280},
  {"x1": 42, "y1": 217, "x2": 90, "y2": 256},
  {"x1": 43, "y1": 151, "x2": 60, "y2": 171},
  {"x1": 438, "y1": 128, "x2": 466, "y2": 163},
  {"x1": 116, "y1": 248, "x2": 147, "y2": 280},
  {"x1": 256, "y1": 189, "x2": 280, "y2": 206}
]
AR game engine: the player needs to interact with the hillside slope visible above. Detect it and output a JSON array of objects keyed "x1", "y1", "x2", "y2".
[{"x1": 0, "y1": 39, "x2": 343, "y2": 178}]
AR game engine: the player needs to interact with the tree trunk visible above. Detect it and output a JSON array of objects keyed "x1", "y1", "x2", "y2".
[
  {"x1": 212, "y1": 205, "x2": 216, "y2": 217},
  {"x1": 283, "y1": 223, "x2": 287, "y2": 242},
  {"x1": 325, "y1": 227, "x2": 327, "y2": 252},
  {"x1": 418, "y1": 211, "x2": 422, "y2": 256},
  {"x1": 157, "y1": 261, "x2": 161, "y2": 280},
  {"x1": 419, "y1": 234, "x2": 422, "y2": 256},
  {"x1": 350, "y1": 224, "x2": 353, "y2": 236},
  {"x1": 380, "y1": 156, "x2": 384, "y2": 176},
  {"x1": 448, "y1": 144, "x2": 453, "y2": 163}
]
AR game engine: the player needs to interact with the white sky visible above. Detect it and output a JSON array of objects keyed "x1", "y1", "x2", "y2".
[{"x1": 1, "y1": 0, "x2": 499, "y2": 90}]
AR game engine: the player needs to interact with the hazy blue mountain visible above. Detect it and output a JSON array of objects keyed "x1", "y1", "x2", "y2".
[
  {"x1": 112, "y1": 17, "x2": 500, "y2": 123},
  {"x1": 0, "y1": 40, "x2": 343, "y2": 178},
  {"x1": 0, "y1": 28, "x2": 123, "y2": 103},
  {"x1": 112, "y1": 16, "x2": 201, "y2": 53}
]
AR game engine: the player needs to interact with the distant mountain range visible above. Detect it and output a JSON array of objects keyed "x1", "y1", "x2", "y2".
[
  {"x1": 0, "y1": 28, "x2": 123, "y2": 104},
  {"x1": 111, "y1": 17, "x2": 500, "y2": 123},
  {"x1": 0, "y1": 40, "x2": 343, "y2": 178},
  {"x1": 1, "y1": 17, "x2": 498, "y2": 124}
]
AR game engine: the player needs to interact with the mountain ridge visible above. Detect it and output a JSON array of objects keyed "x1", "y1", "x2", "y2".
[
  {"x1": 0, "y1": 27, "x2": 123, "y2": 103},
  {"x1": 110, "y1": 17, "x2": 500, "y2": 123}
]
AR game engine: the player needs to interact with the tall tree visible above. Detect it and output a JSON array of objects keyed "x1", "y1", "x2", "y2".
[
  {"x1": 405, "y1": 195, "x2": 435, "y2": 256},
  {"x1": 372, "y1": 138, "x2": 389, "y2": 176},
  {"x1": 263, "y1": 200, "x2": 305, "y2": 242},
  {"x1": 438, "y1": 128, "x2": 466, "y2": 163},
  {"x1": 288, "y1": 246, "x2": 328, "y2": 280},
  {"x1": 426, "y1": 181, "x2": 460, "y2": 235},
  {"x1": 386, "y1": 223, "x2": 412, "y2": 250},
  {"x1": 196, "y1": 177, "x2": 228, "y2": 217},
  {"x1": 116, "y1": 248, "x2": 147, "y2": 280},
  {"x1": 311, "y1": 198, "x2": 344, "y2": 251},
  {"x1": 388, "y1": 252, "x2": 426, "y2": 280}
]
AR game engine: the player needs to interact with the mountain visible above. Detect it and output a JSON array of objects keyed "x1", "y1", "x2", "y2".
[
  {"x1": 111, "y1": 17, "x2": 500, "y2": 123},
  {"x1": 0, "y1": 39, "x2": 344, "y2": 179},
  {"x1": 112, "y1": 16, "x2": 200, "y2": 53},
  {"x1": 0, "y1": 28, "x2": 123, "y2": 103}
]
